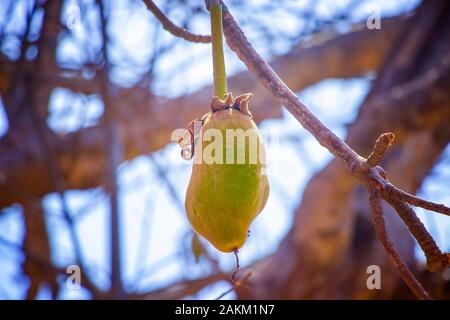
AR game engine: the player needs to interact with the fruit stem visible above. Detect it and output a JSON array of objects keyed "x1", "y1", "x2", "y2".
[
  {"x1": 210, "y1": 0, "x2": 228, "y2": 98},
  {"x1": 232, "y1": 248, "x2": 240, "y2": 281}
]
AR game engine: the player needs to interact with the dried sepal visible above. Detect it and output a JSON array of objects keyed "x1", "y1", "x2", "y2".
[
  {"x1": 209, "y1": 92, "x2": 253, "y2": 117},
  {"x1": 234, "y1": 93, "x2": 253, "y2": 117},
  {"x1": 210, "y1": 96, "x2": 225, "y2": 112},
  {"x1": 181, "y1": 92, "x2": 254, "y2": 161},
  {"x1": 224, "y1": 92, "x2": 234, "y2": 106},
  {"x1": 178, "y1": 119, "x2": 204, "y2": 160}
]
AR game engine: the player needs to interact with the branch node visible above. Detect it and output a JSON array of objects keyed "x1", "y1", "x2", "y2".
[{"x1": 366, "y1": 132, "x2": 395, "y2": 167}]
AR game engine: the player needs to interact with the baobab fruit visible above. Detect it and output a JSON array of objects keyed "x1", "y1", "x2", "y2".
[{"x1": 181, "y1": 93, "x2": 270, "y2": 253}]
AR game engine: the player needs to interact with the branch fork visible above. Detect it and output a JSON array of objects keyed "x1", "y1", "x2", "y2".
[{"x1": 362, "y1": 132, "x2": 450, "y2": 299}]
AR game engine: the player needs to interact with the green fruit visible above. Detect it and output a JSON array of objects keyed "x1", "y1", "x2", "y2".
[{"x1": 183, "y1": 93, "x2": 270, "y2": 253}]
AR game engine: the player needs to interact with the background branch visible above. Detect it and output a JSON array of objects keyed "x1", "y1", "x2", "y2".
[
  {"x1": 98, "y1": 0, "x2": 124, "y2": 298},
  {"x1": 143, "y1": 0, "x2": 211, "y2": 43}
]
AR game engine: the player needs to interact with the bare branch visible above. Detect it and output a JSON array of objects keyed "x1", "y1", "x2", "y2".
[
  {"x1": 130, "y1": 273, "x2": 228, "y2": 299},
  {"x1": 368, "y1": 187, "x2": 431, "y2": 300},
  {"x1": 21, "y1": 200, "x2": 57, "y2": 299},
  {"x1": 366, "y1": 133, "x2": 450, "y2": 217},
  {"x1": 142, "y1": 0, "x2": 211, "y2": 43},
  {"x1": 215, "y1": 271, "x2": 252, "y2": 300},
  {"x1": 0, "y1": 235, "x2": 64, "y2": 273},
  {"x1": 0, "y1": 235, "x2": 102, "y2": 297},
  {"x1": 385, "y1": 184, "x2": 450, "y2": 217},
  {"x1": 387, "y1": 198, "x2": 450, "y2": 272},
  {"x1": 98, "y1": 0, "x2": 124, "y2": 298},
  {"x1": 364, "y1": 133, "x2": 450, "y2": 268}
]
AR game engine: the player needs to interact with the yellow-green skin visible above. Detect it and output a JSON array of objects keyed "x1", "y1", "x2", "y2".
[{"x1": 185, "y1": 108, "x2": 270, "y2": 252}]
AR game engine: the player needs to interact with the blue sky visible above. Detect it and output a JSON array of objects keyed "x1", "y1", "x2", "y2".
[{"x1": 1, "y1": 0, "x2": 448, "y2": 300}]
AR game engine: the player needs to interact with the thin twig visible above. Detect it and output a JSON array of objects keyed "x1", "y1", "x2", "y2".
[
  {"x1": 98, "y1": 0, "x2": 124, "y2": 298},
  {"x1": 143, "y1": 0, "x2": 211, "y2": 43},
  {"x1": 215, "y1": 271, "x2": 253, "y2": 300},
  {"x1": 366, "y1": 131, "x2": 449, "y2": 219},
  {"x1": 0, "y1": 235, "x2": 102, "y2": 296},
  {"x1": 366, "y1": 132, "x2": 395, "y2": 167},
  {"x1": 0, "y1": 236, "x2": 66, "y2": 274},
  {"x1": 387, "y1": 198, "x2": 449, "y2": 272},
  {"x1": 130, "y1": 272, "x2": 227, "y2": 299},
  {"x1": 366, "y1": 133, "x2": 450, "y2": 271},
  {"x1": 385, "y1": 184, "x2": 450, "y2": 216},
  {"x1": 368, "y1": 187, "x2": 431, "y2": 300}
]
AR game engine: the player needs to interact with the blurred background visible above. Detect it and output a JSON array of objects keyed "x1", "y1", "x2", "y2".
[{"x1": 0, "y1": 0, "x2": 449, "y2": 300}]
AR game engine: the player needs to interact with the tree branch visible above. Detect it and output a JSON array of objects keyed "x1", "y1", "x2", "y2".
[
  {"x1": 0, "y1": 234, "x2": 102, "y2": 298},
  {"x1": 21, "y1": 200, "x2": 57, "y2": 299},
  {"x1": 142, "y1": 0, "x2": 211, "y2": 43},
  {"x1": 130, "y1": 273, "x2": 228, "y2": 300},
  {"x1": 98, "y1": 0, "x2": 124, "y2": 298},
  {"x1": 368, "y1": 186, "x2": 431, "y2": 300},
  {"x1": 384, "y1": 184, "x2": 450, "y2": 217},
  {"x1": 387, "y1": 198, "x2": 449, "y2": 272}
]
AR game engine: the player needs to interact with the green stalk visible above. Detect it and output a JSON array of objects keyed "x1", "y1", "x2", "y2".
[{"x1": 210, "y1": 0, "x2": 228, "y2": 98}]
